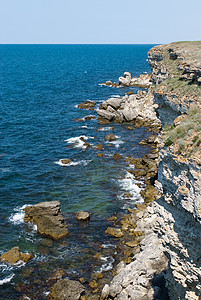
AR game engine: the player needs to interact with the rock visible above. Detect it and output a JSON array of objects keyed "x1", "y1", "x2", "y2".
[
  {"x1": 108, "y1": 216, "x2": 117, "y2": 222},
  {"x1": 84, "y1": 115, "x2": 96, "y2": 121},
  {"x1": 119, "y1": 72, "x2": 131, "y2": 86},
  {"x1": 94, "y1": 144, "x2": 104, "y2": 151},
  {"x1": 24, "y1": 201, "x2": 69, "y2": 240},
  {"x1": 1, "y1": 247, "x2": 34, "y2": 265},
  {"x1": 78, "y1": 101, "x2": 96, "y2": 109},
  {"x1": 96, "y1": 109, "x2": 115, "y2": 121},
  {"x1": 105, "y1": 80, "x2": 113, "y2": 86},
  {"x1": 97, "y1": 153, "x2": 104, "y2": 157},
  {"x1": 89, "y1": 280, "x2": 98, "y2": 289},
  {"x1": 127, "y1": 126, "x2": 134, "y2": 130},
  {"x1": 48, "y1": 279, "x2": 85, "y2": 300},
  {"x1": 105, "y1": 133, "x2": 116, "y2": 141},
  {"x1": 125, "y1": 240, "x2": 139, "y2": 248},
  {"x1": 60, "y1": 159, "x2": 71, "y2": 165},
  {"x1": 76, "y1": 211, "x2": 90, "y2": 221},
  {"x1": 92, "y1": 272, "x2": 103, "y2": 280},
  {"x1": 100, "y1": 284, "x2": 110, "y2": 300},
  {"x1": 113, "y1": 153, "x2": 123, "y2": 160},
  {"x1": 130, "y1": 74, "x2": 152, "y2": 88},
  {"x1": 105, "y1": 227, "x2": 124, "y2": 238},
  {"x1": 48, "y1": 269, "x2": 65, "y2": 282}
]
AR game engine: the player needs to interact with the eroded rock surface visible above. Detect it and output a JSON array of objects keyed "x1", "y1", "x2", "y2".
[
  {"x1": 1, "y1": 247, "x2": 34, "y2": 265},
  {"x1": 48, "y1": 279, "x2": 85, "y2": 300},
  {"x1": 24, "y1": 201, "x2": 69, "y2": 240}
]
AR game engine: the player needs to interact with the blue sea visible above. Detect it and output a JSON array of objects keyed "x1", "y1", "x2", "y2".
[{"x1": 0, "y1": 44, "x2": 154, "y2": 299}]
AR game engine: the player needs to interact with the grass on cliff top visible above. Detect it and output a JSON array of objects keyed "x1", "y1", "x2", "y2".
[
  {"x1": 154, "y1": 42, "x2": 201, "y2": 99},
  {"x1": 164, "y1": 107, "x2": 201, "y2": 159}
]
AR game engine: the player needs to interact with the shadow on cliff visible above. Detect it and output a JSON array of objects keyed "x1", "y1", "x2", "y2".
[
  {"x1": 154, "y1": 195, "x2": 201, "y2": 299},
  {"x1": 151, "y1": 271, "x2": 170, "y2": 300}
]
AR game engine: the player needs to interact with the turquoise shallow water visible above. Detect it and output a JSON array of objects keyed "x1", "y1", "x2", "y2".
[{"x1": 0, "y1": 44, "x2": 155, "y2": 298}]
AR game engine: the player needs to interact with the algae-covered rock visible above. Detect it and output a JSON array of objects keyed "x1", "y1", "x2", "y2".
[
  {"x1": 94, "y1": 144, "x2": 104, "y2": 151},
  {"x1": 60, "y1": 159, "x2": 71, "y2": 165},
  {"x1": 1, "y1": 247, "x2": 34, "y2": 265},
  {"x1": 104, "y1": 133, "x2": 116, "y2": 141},
  {"x1": 97, "y1": 153, "x2": 104, "y2": 157},
  {"x1": 48, "y1": 279, "x2": 85, "y2": 300},
  {"x1": 24, "y1": 201, "x2": 69, "y2": 240},
  {"x1": 113, "y1": 153, "x2": 122, "y2": 160},
  {"x1": 78, "y1": 101, "x2": 96, "y2": 109},
  {"x1": 105, "y1": 227, "x2": 124, "y2": 238}
]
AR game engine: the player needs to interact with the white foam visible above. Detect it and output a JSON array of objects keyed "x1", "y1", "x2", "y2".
[
  {"x1": 118, "y1": 172, "x2": 143, "y2": 208},
  {"x1": 81, "y1": 125, "x2": 88, "y2": 128},
  {"x1": 55, "y1": 159, "x2": 91, "y2": 167},
  {"x1": 101, "y1": 243, "x2": 116, "y2": 249},
  {"x1": 107, "y1": 140, "x2": 124, "y2": 148},
  {"x1": 8, "y1": 204, "x2": 30, "y2": 225},
  {"x1": 111, "y1": 95, "x2": 120, "y2": 98},
  {"x1": 98, "y1": 127, "x2": 114, "y2": 131},
  {"x1": 98, "y1": 256, "x2": 115, "y2": 272},
  {"x1": 64, "y1": 135, "x2": 94, "y2": 149},
  {"x1": 0, "y1": 273, "x2": 14, "y2": 285}
]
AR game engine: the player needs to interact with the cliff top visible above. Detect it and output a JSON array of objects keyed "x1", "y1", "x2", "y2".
[{"x1": 148, "y1": 41, "x2": 201, "y2": 164}]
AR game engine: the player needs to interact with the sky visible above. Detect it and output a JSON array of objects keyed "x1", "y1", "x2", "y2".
[{"x1": 0, "y1": 0, "x2": 201, "y2": 44}]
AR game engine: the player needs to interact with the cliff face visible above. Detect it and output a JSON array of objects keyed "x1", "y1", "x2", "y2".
[{"x1": 148, "y1": 42, "x2": 201, "y2": 299}]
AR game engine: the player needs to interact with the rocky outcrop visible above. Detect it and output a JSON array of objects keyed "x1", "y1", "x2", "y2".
[
  {"x1": 119, "y1": 72, "x2": 132, "y2": 86},
  {"x1": 23, "y1": 201, "x2": 69, "y2": 240},
  {"x1": 97, "y1": 90, "x2": 161, "y2": 131},
  {"x1": 48, "y1": 279, "x2": 85, "y2": 300},
  {"x1": 102, "y1": 206, "x2": 169, "y2": 299},
  {"x1": 78, "y1": 100, "x2": 96, "y2": 109},
  {"x1": 1, "y1": 247, "x2": 34, "y2": 265}
]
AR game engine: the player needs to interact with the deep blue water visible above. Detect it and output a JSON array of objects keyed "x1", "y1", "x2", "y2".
[{"x1": 0, "y1": 44, "x2": 154, "y2": 299}]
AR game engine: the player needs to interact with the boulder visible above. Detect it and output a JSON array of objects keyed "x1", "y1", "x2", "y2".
[
  {"x1": 76, "y1": 211, "x2": 90, "y2": 221},
  {"x1": 23, "y1": 201, "x2": 69, "y2": 240},
  {"x1": 1, "y1": 247, "x2": 34, "y2": 265},
  {"x1": 105, "y1": 133, "x2": 116, "y2": 141},
  {"x1": 94, "y1": 144, "x2": 104, "y2": 151},
  {"x1": 60, "y1": 159, "x2": 71, "y2": 165},
  {"x1": 48, "y1": 279, "x2": 85, "y2": 300},
  {"x1": 96, "y1": 109, "x2": 115, "y2": 121},
  {"x1": 105, "y1": 227, "x2": 124, "y2": 238},
  {"x1": 78, "y1": 101, "x2": 96, "y2": 109},
  {"x1": 113, "y1": 153, "x2": 123, "y2": 160},
  {"x1": 119, "y1": 72, "x2": 131, "y2": 86}
]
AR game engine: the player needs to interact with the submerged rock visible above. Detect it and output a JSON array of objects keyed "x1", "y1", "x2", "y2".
[
  {"x1": 48, "y1": 279, "x2": 85, "y2": 300},
  {"x1": 76, "y1": 211, "x2": 90, "y2": 221},
  {"x1": 105, "y1": 227, "x2": 124, "y2": 238},
  {"x1": 60, "y1": 159, "x2": 71, "y2": 165},
  {"x1": 104, "y1": 133, "x2": 116, "y2": 141},
  {"x1": 1, "y1": 247, "x2": 34, "y2": 265},
  {"x1": 78, "y1": 101, "x2": 96, "y2": 109},
  {"x1": 23, "y1": 201, "x2": 69, "y2": 240},
  {"x1": 113, "y1": 153, "x2": 123, "y2": 160}
]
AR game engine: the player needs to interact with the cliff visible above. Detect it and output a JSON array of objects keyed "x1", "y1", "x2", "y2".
[
  {"x1": 100, "y1": 42, "x2": 201, "y2": 300},
  {"x1": 149, "y1": 42, "x2": 201, "y2": 299}
]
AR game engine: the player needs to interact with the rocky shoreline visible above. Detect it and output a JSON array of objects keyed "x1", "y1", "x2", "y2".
[{"x1": 2, "y1": 41, "x2": 200, "y2": 299}]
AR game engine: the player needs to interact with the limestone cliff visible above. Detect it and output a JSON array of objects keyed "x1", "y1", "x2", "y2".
[{"x1": 149, "y1": 42, "x2": 201, "y2": 299}]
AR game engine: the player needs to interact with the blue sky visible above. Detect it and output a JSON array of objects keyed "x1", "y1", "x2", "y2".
[{"x1": 0, "y1": 0, "x2": 201, "y2": 44}]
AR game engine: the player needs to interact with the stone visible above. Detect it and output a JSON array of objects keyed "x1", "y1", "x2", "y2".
[
  {"x1": 48, "y1": 279, "x2": 85, "y2": 300},
  {"x1": 119, "y1": 72, "x2": 131, "y2": 86},
  {"x1": 100, "y1": 284, "x2": 110, "y2": 300},
  {"x1": 89, "y1": 280, "x2": 98, "y2": 289},
  {"x1": 76, "y1": 211, "x2": 90, "y2": 221},
  {"x1": 48, "y1": 269, "x2": 65, "y2": 282},
  {"x1": 78, "y1": 101, "x2": 96, "y2": 109},
  {"x1": 97, "y1": 153, "x2": 104, "y2": 157},
  {"x1": 60, "y1": 159, "x2": 71, "y2": 165},
  {"x1": 113, "y1": 153, "x2": 123, "y2": 160},
  {"x1": 105, "y1": 133, "x2": 116, "y2": 141},
  {"x1": 24, "y1": 201, "x2": 69, "y2": 240},
  {"x1": 125, "y1": 240, "x2": 139, "y2": 248},
  {"x1": 94, "y1": 144, "x2": 104, "y2": 151},
  {"x1": 1, "y1": 247, "x2": 34, "y2": 265},
  {"x1": 92, "y1": 272, "x2": 103, "y2": 280},
  {"x1": 105, "y1": 227, "x2": 124, "y2": 238},
  {"x1": 96, "y1": 109, "x2": 115, "y2": 121}
]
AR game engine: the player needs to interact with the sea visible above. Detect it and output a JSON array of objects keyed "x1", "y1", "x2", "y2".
[{"x1": 0, "y1": 44, "x2": 155, "y2": 299}]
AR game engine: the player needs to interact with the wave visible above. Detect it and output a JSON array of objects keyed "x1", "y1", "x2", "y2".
[
  {"x1": 8, "y1": 204, "x2": 31, "y2": 225},
  {"x1": 106, "y1": 140, "x2": 124, "y2": 148},
  {"x1": 55, "y1": 159, "x2": 91, "y2": 167},
  {"x1": 110, "y1": 95, "x2": 120, "y2": 98},
  {"x1": 98, "y1": 256, "x2": 115, "y2": 272},
  {"x1": 0, "y1": 273, "x2": 14, "y2": 285},
  {"x1": 97, "y1": 127, "x2": 114, "y2": 131},
  {"x1": 64, "y1": 135, "x2": 94, "y2": 149},
  {"x1": 118, "y1": 172, "x2": 143, "y2": 209}
]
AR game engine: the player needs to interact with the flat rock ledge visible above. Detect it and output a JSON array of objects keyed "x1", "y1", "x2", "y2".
[
  {"x1": 48, "y1": 279, "x2": 85, "y2": 300},
  {"x1": 101, "y1": 205, "x2": 168, "y2": 300},
  {"x1": 97, "y1": 90, "x2": 161, "y2": 131},
  {"x1": 1, "y1": 246, "x2": 34, "y2": 265},
  {"x1": 23, "y1": 201, "x2": 69, "y2": 240}
]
